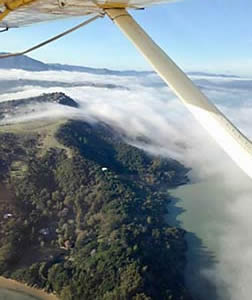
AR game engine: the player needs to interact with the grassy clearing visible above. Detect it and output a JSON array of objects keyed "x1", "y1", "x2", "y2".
[{"x1": 0, "y1": 119, "x2": 72, "y2": 157}]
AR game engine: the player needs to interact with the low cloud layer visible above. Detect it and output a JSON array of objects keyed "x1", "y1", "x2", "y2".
[{"x1": 1, "y1": 68, "x2": 252, "y2": 300}]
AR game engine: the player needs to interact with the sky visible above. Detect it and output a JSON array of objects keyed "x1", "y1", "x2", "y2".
[{"x1": 1, "y1": 0, "x2": 252, "y2": 74}]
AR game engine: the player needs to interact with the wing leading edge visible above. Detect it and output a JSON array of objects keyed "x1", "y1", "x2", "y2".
[{"x1": 0, "y1": 0, "x2": 175, "y2": 28}]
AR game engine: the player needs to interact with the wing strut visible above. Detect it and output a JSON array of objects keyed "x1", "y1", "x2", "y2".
[{"x1": 105, "y1": 8, "x2": 252, "y2": 179}]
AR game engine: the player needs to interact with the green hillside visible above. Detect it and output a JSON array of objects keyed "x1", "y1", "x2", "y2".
[{"x1": 0, "y1": 108, "x2": 192, "y2": 299}]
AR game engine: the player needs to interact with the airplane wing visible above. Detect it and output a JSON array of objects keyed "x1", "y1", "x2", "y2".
[
  {"x1": 0, "y1": 0, "x2": 175, "y2": 28},
  {"x1": 0, "y1": 0, "x2": 101, "y2": 28}
]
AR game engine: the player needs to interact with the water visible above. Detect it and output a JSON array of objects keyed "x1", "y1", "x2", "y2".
[
  {"x1": 169, "y1": 176, "x2": 234, "y2": 300},
  {"x1": 170, "y1": 177, "x2": 232, "y2": 251},
  {"x1": 0, "y1": 288, "x2": 39, "y2": 300}
]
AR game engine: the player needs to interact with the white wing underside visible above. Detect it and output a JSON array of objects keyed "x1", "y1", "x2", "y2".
[{"x1": 0, "y1": 0, "x2": 174, "y2": 28}]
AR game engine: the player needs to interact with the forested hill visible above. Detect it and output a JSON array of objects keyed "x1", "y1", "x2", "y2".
[{"x1": 0, "y1": 101, "x2": 192, "y2": 299}]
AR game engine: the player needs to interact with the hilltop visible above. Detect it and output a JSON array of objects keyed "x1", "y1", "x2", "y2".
[
  {"x1": 0, "y1": 93, "x2": 192, "y2": 300},
  {"x1": 0, "y1": 92, "x2": 78, "y2": 123},
  {"x1": 0, "y1": 92, "x2": 78, "y2": 112}
]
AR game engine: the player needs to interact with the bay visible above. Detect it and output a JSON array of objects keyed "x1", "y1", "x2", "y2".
[{"x1": 169, "y1": 176, "x2": 232, "y2": 300}]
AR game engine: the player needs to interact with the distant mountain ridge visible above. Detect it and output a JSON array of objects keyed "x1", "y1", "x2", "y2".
[
  {"x1": 187, "y1": 71, "x2": 240, "y2": 79},
  {"x1": 49, "y1": 63, "x2": 151, "y2": 76},
  {"x1": 0, "y1": 54, "x2": 151, "y2": 76},
  {"x1": 0, "y1": 54, "x2": 239, "y2": 78},
  {"x1": 0, "y1": 53, "x2": 50, "y2": 71}
]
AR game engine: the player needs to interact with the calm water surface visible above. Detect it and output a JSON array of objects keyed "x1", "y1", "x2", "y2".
[{"x1": 169, "y1": 176, "x2": 233, "y2": 300}]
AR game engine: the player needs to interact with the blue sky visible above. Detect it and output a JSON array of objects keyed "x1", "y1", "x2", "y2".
[{"x1": 1, "y1": 0, "x2": 252, "y2": 74}]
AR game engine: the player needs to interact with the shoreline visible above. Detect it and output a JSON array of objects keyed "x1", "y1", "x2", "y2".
[{"x1": 0, "y1": 276, "x2": 58, "y2": 300}]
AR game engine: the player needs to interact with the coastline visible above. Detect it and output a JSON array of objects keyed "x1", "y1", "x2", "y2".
[{"x1": 0, "y1": 276, "x2": 58, "y2": 300}]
